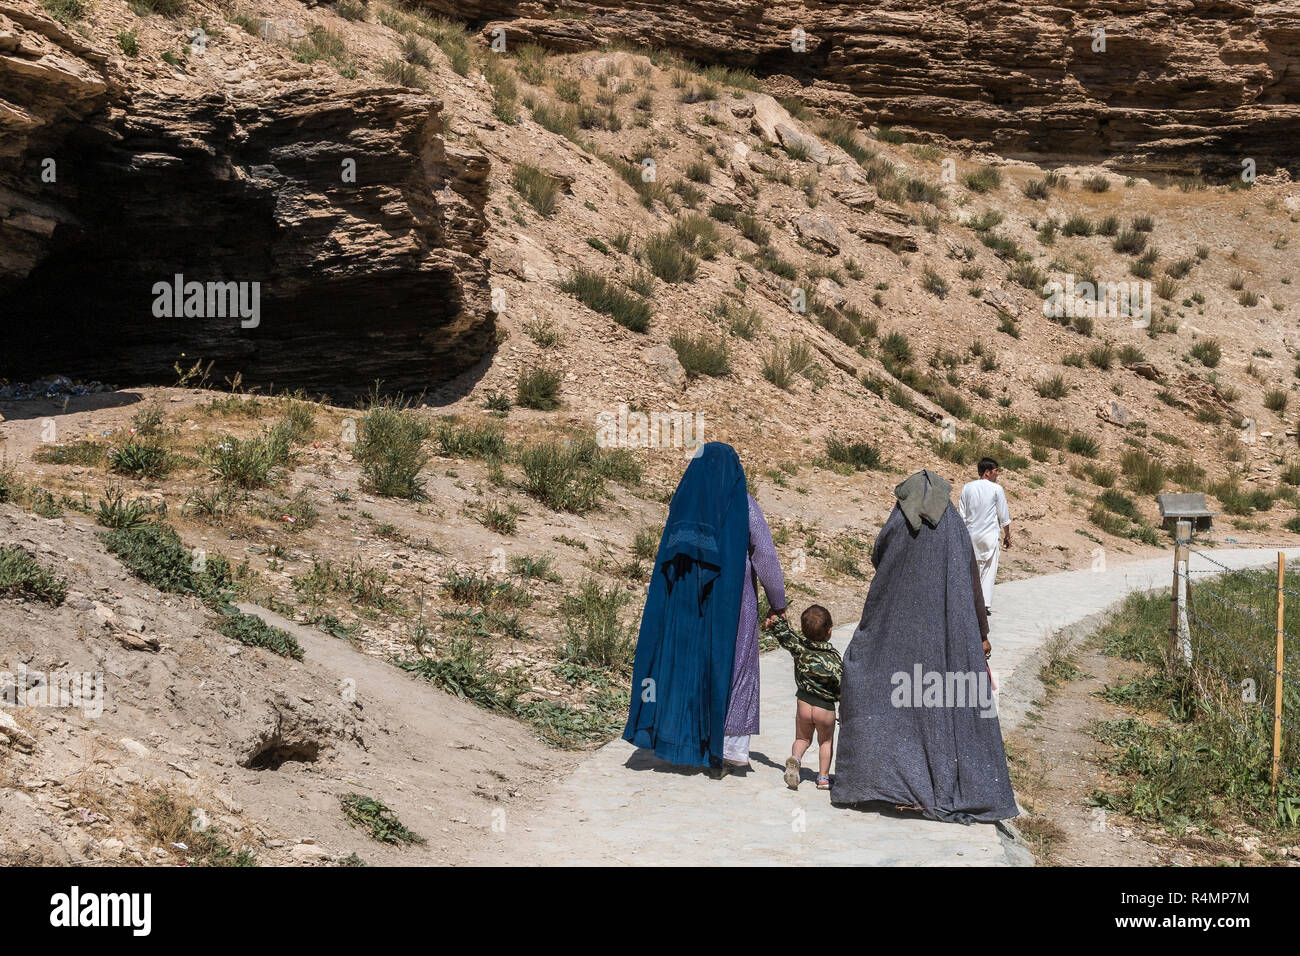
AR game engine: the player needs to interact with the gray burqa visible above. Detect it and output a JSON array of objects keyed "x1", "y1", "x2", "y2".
[{"x1": 831, "y1": 470, "x2": 1019, "y2": 823}]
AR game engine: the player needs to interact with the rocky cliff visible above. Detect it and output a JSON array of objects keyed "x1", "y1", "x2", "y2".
[
  {"x1": 1, "y1": 2, "x2": 493, "y2": 398},
  {"x1": 440, "y1": 0, "x2": 1300, "y2": 175}
]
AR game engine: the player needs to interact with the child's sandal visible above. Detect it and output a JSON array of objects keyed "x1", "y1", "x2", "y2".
[{"x1": 816, "y1": 775, "x2": 831, "y2": 790}]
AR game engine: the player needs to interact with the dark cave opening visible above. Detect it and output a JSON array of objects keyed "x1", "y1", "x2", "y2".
[{"x1": 4, "y1": 126, "x2": 480, "y2": 403}]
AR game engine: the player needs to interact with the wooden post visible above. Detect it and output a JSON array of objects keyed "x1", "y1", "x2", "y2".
[
  {"x1": 1171, "y1": 520, "x2": 1192, "y2": 664},
  {"x1": 1273, "y1": 553, "x2": 1286, "y2": 794},
  {"x1": 1171, "y1": 523, "x2": 1182, "y2": 660}
]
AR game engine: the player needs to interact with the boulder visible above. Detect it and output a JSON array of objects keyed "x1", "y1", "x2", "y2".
[
  {"x1": 0, "y1": 711, "x2": 35, "y2": 752},
  {"x1": 846, "y1": 215, "x2": 918, "y2": 252},
  {"x1": 645, "y1": 344, "x2": 686, "y2": 387},
  {"x1": 793, "y1": 212, "x2": 842, "y2": 254},
  {"x1": 1097, "y1": 401, "x2": 1131, "y2": 427},
  {"x1": 775, "y1": 123, "x2": 830, "y2": 164}
]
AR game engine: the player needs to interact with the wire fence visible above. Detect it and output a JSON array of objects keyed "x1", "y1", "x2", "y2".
[{"x1": 1173, "y1": 531, "x2": 1300, "y2": 791}]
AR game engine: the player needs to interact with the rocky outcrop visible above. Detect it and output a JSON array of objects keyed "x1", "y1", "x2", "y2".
[
  {"x1": 2, "y1": 4, "x2": 493, "y2": 399},
  {"x1": 448, "y1": 0, "x2": 1300, "y2": 176},
  {"x1": 0, "y1": 2, "x2": 113, "y2": 284}
]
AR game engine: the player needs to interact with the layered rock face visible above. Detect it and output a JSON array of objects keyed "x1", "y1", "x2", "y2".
[
  {"x1": 2, "y1": 3, "x2": 493, "y2": 399},
  {"x1": 437, "y1": 0, "x2": 1300, "y2": 175}
]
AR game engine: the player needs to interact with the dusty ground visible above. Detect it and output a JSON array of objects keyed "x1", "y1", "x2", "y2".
[{"x1": 0, "y1": 500, "x2": 576, "y2": 866}]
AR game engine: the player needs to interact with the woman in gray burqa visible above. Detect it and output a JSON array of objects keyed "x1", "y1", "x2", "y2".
[{"x1": 831, "y1": 469, "x2": 1018, "y2": 823}]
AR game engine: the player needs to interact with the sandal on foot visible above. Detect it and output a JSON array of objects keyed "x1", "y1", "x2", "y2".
[
  {"x1": 783, "y1": 756, "x2": 800, "y2": 790},
  {"x1": 816, "y1": 775, "x2": 831, "y2": 790}
]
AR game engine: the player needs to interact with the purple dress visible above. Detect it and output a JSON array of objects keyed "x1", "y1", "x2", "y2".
[{"x1": 723, "y1": 496, "x2": 787, "y2": 754}]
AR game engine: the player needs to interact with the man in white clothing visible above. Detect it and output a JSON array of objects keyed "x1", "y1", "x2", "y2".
[{"x1": 957, "y1": 458, "x2": 1012, "y2": 612}]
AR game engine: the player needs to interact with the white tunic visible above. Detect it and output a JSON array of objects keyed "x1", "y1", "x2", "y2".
[{"x1": 958, "y1": 479, "x2": 1010, "y2": 609}]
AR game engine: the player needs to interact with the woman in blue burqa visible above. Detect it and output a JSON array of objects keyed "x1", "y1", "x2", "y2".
[
  {"x1": 623, "y1": 442, "x2": 787, "y2": 771},
  {"x1": 831, "y1": 469, "x2": 1018, "y2": 823}
]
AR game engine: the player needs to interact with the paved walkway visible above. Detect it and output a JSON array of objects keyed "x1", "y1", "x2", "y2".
[{"x1": 495, "y1": 547, "x2": 1300, "y2": 866}]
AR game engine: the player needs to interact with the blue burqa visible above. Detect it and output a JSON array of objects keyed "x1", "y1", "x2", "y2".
[{"x1": 623, "y1": 442, "x2": 749, "y2": 768}]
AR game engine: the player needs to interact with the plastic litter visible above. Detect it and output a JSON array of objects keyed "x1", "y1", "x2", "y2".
[{"x1": 0, "y1": 375, "x2": 114, "y2": 401}]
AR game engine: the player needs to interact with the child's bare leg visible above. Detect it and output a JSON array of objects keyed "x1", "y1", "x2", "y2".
[
  {"x1": 791, "y1": 700, "x2": 815, "y2": 761},
  {"x1": 813, "y1": 706, "x2": 836, "y2": 778}
]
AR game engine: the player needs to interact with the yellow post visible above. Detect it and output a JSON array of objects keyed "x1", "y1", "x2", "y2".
[{"x1": 1273, "y1": 553, "x2": 1286, "y2": 794}]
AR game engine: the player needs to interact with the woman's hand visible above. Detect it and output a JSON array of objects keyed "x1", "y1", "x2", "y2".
[
  {"x1": 764, "y1": 608, "x2": 786, "y2": 628},
  {"x1": 982, "y1": 639, "x2": 992, "y2": 660}
]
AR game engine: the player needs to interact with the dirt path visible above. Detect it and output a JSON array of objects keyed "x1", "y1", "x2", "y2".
[
  {"x1": 470, "y1": 547, "x2": 1300, "y2": 866},
  {"x1": 1006, "y1": 639, "x2": 1170, "y2": 866}
]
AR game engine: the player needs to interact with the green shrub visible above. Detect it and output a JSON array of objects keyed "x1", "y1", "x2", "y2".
[
  {"x1": 734, "y1": 212, "x2": 770, "y2": 245},
  {"x1": 670, "y1": 331, "x2": 730, "y2": 378},
  {"x1": 518, "y1": 440, "x2": 604, "y2": 513},
  {"x1": 340, "y1": 794, "x2": 424, "y2": 845},
  {"x1": 1086, "y1": 464, "x2": 1117, "y2": 487},
  {"x1": 1061, "y1": 215, "x2": 1093, "y2": 237},
  {"x1": 1023, "y1": 178, "x2": 1050, "y2": 200},
  {"x1": 1117, "y1": 344, "x2": 1146, "y2": 365},
  {"x1": 480, "y1": 502, "x2": 519, "y2": 535},
  {"x1": 825, "y1": 437, "x2": 881, "y2": 470},
  {"x1": 516, "y1": 366, "x2": 563, "y2": 411},
  {"x1": 1120, "y1": 448, "x2": 1166, "y2": 494},
  {"x1": 126, "y1": 0, "x2": 183, "y2": 16},
  {"x1": 1190, "y1": 339, "x2": 1222, "y2": 368},
  {"x1": 1008, "y1": 261, "x2": 1046, "y2": 291},
  {"x1": 532, "y1": 100, "x2": 579, "y2": 138},
  {"x1": 632, "y1": 526, "x2": 660, "y2": 561},
  {"x1": 1034, "y1": 374, "x2": 1071, "y2": 399},
  {"x1": 560, "y1": 268, "x2": 652, "y2": 332},
  {"x1": 642, "y1": 231, "x2": 699, "y2": 283},
  {"x1": 205, "y1": 431, "x2": 288, "y2": 489},
  {"x1": 0, "y1": 546, "x2": 67, "y2": 605},
  {"x1": 1210, "y1": 479, "x2": 1275, "y2": 516},
  {"x1": 684, "y1": 158, "x2": 712, "y2": 183},
  {"x1": 879, "y1": 330, "x2": 913, "y2": 365},
  {"x1": 99, "y1": 523, "x2": 229, "y2": 598},
  {"x1": 709, "y1": 202, "x2": 739, "y2": 223},
  {"x1": 1087, "y1": 344, "x2": 1115, "y2": 370},
  {"x1": 110, "y1": 440, "x2": 170, "y2": 479},
  {"x1": 1113, "y1": 230, "x2": 1147, "y2": 255},
  {"x1": 1067, "y1": 433, "x2": 1101, "y2": 458},
  {"x1": 218, "y1": 610, "x2": 303, "y2": 660},
  {"x1": 96, "y1": 488, "x2": 160, "y2": 530},
  {"x1": 714, "y1": 298, "x2": 761, "y2": 339},
  {"x1": 921, "y1": 267, "x2": 950, "y2": 298},
  {"x1": 435, "y1": 419, "x2": 507, "y2": 459},
  {"x1": 523, "y1": 317, "x2": 562, "y2": 349},
  {"x1": 761, "y1": 339, "x2": 815, "y2": 390},
  {"x1": 962, "y1": 167, "x2": 1002, "y2": 193},
  {"x1": 1022, "y1": 418, "x2": 1065, "y2": 449},
  {"x1": 353, "y1": 395, "x2": 431, "y2": 499},
  {"x1": 561, "y1": 579, "x2": 636, "y2": 672},
  {"x1": 511, "y1": 162, "x2": 561, "y2": 217}
]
